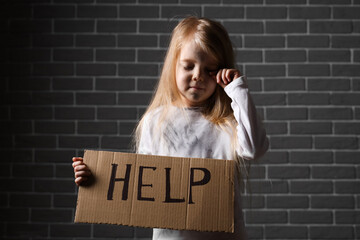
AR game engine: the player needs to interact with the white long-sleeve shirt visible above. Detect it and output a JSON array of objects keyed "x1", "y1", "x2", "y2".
[{"x1": 138, "y1": 76, "x2": 269, "y2": 240}]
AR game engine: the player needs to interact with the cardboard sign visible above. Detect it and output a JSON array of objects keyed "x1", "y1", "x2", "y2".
[{"x1": 74, "y1": 150, "x2": 234, "y2": 233}]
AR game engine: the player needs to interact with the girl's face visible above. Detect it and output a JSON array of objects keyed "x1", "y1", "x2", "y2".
[{"x1": 175, "y1": 40, "x2": 218, "y2": 107}]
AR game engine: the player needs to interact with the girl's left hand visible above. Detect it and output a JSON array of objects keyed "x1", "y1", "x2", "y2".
[{"x1": 215, "y1": 69, "x2": 241, "y2": 88}]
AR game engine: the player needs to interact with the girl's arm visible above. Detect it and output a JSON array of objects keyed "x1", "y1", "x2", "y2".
[{"x1": 217, "y1": 69, "x2": 269, "y2": 160}]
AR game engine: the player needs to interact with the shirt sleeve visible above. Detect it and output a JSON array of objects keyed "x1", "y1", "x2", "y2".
[
  {"x1": 224, "y1": 76, "x2": 269, "y2": 160},
  {"x1": 137, "y1": 113, "x2": 154, "y2": 155}
]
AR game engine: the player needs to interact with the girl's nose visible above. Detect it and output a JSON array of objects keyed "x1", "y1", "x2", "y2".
[{"x1": 192, "y1": 68, "x2": 202, "y2": 81}]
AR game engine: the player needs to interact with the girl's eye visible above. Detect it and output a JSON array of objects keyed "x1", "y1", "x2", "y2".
[
  {"x1": 184, "y1": 65, "x2": 193, "y2": 71},
  {"x1": 207, "y1": 69, "x2": 218, "y2": 76}
]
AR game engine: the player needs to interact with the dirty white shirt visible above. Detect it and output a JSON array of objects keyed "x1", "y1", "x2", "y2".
[{"x1": 138, "y1": 76, "x2": 269, "y2": 240}]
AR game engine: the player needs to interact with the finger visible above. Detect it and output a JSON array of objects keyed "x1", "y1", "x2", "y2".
[
  {"x1": 216, "y1": 69, "x2": 222, "y2": 84},
  {"x1": 72, "y1": 157, "x2": 83, "y2": 162},
  {"x1": 72, "y1": 160, "x2": 84, "y2": 169},
  {"x1": 74, "y1": 164, "x2": 89, "y2": 172},
  {"x1": 221, "y1": 69, "x2": 228, "y2": 84},
  {"x1": 75, "y1": 176, "x2": 88, "y2": 186},
  {"x1": 75, "y1": 170, "x2": 91, "y2": 178}
]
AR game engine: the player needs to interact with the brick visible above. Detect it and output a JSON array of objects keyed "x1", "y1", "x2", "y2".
[
  {"x1": 334, "y1": 65, "x2": 360, "y2": 77},
  {"x1": 53, "y1": 194, "x2": 77, "y2": 207},
  {"x1": 265, "y1": 78, "x2": 305, "y2": 91},
  {"x1": 34, "y1": 5, "x2": 75, "y2": 18},
  {"x1": 311, "y1": 21, "x2": 353, "y2": 33},
  {"x1": 333, "y1": 36, "x2": 360, "y2": 48},
  {"x1": 32, "y1": 209, "x2": 73, "y2": 222},
  {"x1": 161, "y1": 6, "x2": 201, "y2": 18},
  {"x1": 246, "y1": 210, "x2": 287, "y2": 224},
  {"x1": 271, "y1": 136, "x2": 312, "y2": 149},
  {"x1": 355, "y1": 51, "x2": 360, "y2": 62},
  {"x1": 78, "y1": 121, "x2": 118, "y2": 134},
  {"x1": 308, "y1": 78, "x2": 350, "y2": 91},
  {"x1": 33, "y1": 34, "x2": 73, "y2": 47},
  {"x1": 94, "y1": 224, "x2": 134, "y2": 238},
  {"x1": 96, "y1": 49, "x2": 135, "y2": 62},
  {"x1": 246, "y1": 226, "x2": 263, "y2": 239},
  {"x1": 139, "y1": 20, "x2": 178, "y2": 33},
  {"x1": 266, "y1": 226, "x2": 307, "y2": 239},
  {"x1": 10, "y1": 20, "x2": 52, "y2": 33},
  {"x1": 264, "y1": 122, "x2": 287, "y2": 134},
  {"x1": 266, "y1": 50, "x2": 306, "y2": 62},
  {"x1": 119, "y1": 5, "x2": 159, "y2": 18},
  {"x1": 15, "y1": 136, "x2": 56, "y2": 148},
  {"x1": 291, "y1": 181, "x2": 332, "y2": 194},
  {"x1": 3, "y1": 150, "x2": 33, "y2": 163},
  {"x1": 55, "y1": 164, "x2": 74, "y2": 178},
  {"x1": 249, "y1": 180, "x2": 289, "y2": 194},
  {"x1": 291, "y1": 122, "x2": 332, "y2": 135},
  {"x1": 267, "y1": 196, "x2": 309, "y2": 209},
  {"x1": 269, "y1": 166, "x2": 310, "y2": 179},
  {"x1": 335, "y1": 122, "x2": 360, "y2": 134},
  {"x1": 118, "y1": 64, "x2": 158, "y2": 76},
  {"x1": 290, "y1": 211, "x2": 332, "y2": 224},
  {"x1": 10, "y1": 49, "x2": 51, "y2": 62},
  {"x1": 7, "y1": 223, "x2": 48, "y2": 237},
  {"x1": 33, "y1": 92, "x2": 74, "y2": 105},
  {"x1": 54, "y1": 49, "x2": 93, "y2": 61},
  {"x1": 1, "y1": 121, "x2": 32, "y2": 134},
  {"x1": 288, "y1": 35, "x2": 329, "y2": 48},
  {"x1": 289, "y1": 64, "x2": 330, "y2": 77},
  {"x1": 181, "y1": 0, "x2": 220, "y2": 3},
  {"x1": 267, "y1": 0, "x2": 306, "y2": 3},
  {"x1": 78, "y1": 5, "x2": 117, "y2": 18},
  {"x1": 252, "y1": 93, "x2": 286, "y2": 106},
  {"x1": 101, "y1": 136, "x2": 132, "y2": 150},
  {"x1": 120, "y1": 121, "x2": 137, "y2": 135},
  {"x1": 77, "y1": 63, "x2": 116, "y2": 76},
  {"x1": 5, "y1": 92, "x2": 31, "y2": 105},
  {"x1": 204, "y1": 6, "x2": 244, "y2": 19},
  {"x1": 310, "y1": 226, "x2": 354, "y2": 239},
  {"x1": 96, "y1": 78, "x2": 135, "y2": 91},
  {"x1": 13, "y1": 164, "x2": 54, "y2": 178},
  {"x1": 10, "y1": 194, "x2": 51, "y2": 207},
  {"x1": 0, "y1": 208, "x2": 29, "y2": 222},
  {"x1": 9, "y1": 77, "x2": 50, "y2": 91},
  {"x1": 315, "y1": 136, "x2": 358, "y2": 149},
  {"x1": 59, "y1": 136, "x2": 99, "y2": 148},
  {"x1": 97, "y1": 107, "x2": 137, "y2": 120},
  {"x1": 242, "y1": 195, "x2": 265, "y2": 209},
  {"x1": 288, "y1": 93, "x2": 329, "y2": 105},
  {"x1": 310, "y1": 0, "x2": 351, "y2": 3},
  {"x1": 118, "y1": 93, "x2": 153, "y2": 106},
  {"x1": 3, "y1": 63, "x2": 32, "y2": 76},
  {"x1": 97, "y1": 20, "x2": 136, "y2": 33},
  {"x1": 290, "y1": 151, "x2": 333, "y2": 164},
  {"x1": 55, "y1": 107, "x2": 95, "y2": 120},
  {"x1": 76, "y1": 35, "x2": 116, "y2": 47},
  {"x1": 246, "y1": 65, "x2": 286, "y2": 77},
  {"x1": 138, "y1": 49, "x2": 166, "y2": 62},
  {"x1": 138, "y1": 78, "x2": 158, "y2": 91},
  {"x1": 76, "y1": 92, "x2": 116, "y2": 105},
  {"x1": 334, "y1": 7, "x2": 360, "y2": 19},
  {"x1": 50, "y1": 224, "x2": 91, "y2": 237},
  {"x1": 335, "y1": 181, "x2": 360, "y2": 194},
  {"x1": 247, "y1": 7, "x2": 286, "y2": 19},
  {"x1": 245, "y1": 36, "x2": 285, "y2": 48},
  {"x1": 335, "y1": 151, "x2": 360, "y2": 164},
  {"x1": 267, "y1": 107, "x2": 307, "y2": 120},
  {"x1": 354, "y1": 79, "x2": 360, "y2": 90},
  {"x1": 118, "y1": 34, "x2": 157, "y2": 47},
  {"x1": 290, "y1": 7, "x2": 331, "y2": 19},
  {"x1": 236, "y1": 50, "x2": 262, "y2": 63},
  {"x1": 53, "y1": 77, "x2": 93, "y2": 90},
  {"x1": 312, "y1": 196, "x2": 354, "y2": 208},
  {"x1": 309, "y1": 50, "x2": 350, "y2": 62},
  {"x1": 35, "y1": 179, "x2": 75, "y2": 193},
  {"x1": 313, "y1": 166, "x2": 356, "y2": 179},
  {"x1": 336, "y1": 211, "x2": 360, "y2": 224},
  {"x1": 135, "y1": 226, "x2": 153, "y2": 238},
  {"x1": 266, "y1": 21, "x2": 306, "y2": 33},
  {"x1": 310, "y1": 107, "x2": 352, "y2": 120},
  {"x1": 223, "y1": 21, "x2": 264, "y2": 34},
  {"x1": 34, "y1": 121, "x2": 74, "y2": 134},
  {"x1": 33, "y1": 63, "x2": 74, "y2": 76},
  {"x1": 260, "y1": 151, "x2": 288, "y2": 164},
  {"x1": 54, "y1": 20, "x2": 94, "y2": 32}
]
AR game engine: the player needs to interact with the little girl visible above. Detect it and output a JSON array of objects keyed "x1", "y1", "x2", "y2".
[{"x1": 73, "y1": 16, "x2": 268, "y2": 240}]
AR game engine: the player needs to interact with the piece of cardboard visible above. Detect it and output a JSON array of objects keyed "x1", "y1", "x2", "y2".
[{"x1": 74, "y1": 150, "x2": 234, "y2": 233}]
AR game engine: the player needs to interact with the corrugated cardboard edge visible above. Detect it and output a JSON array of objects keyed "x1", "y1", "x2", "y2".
[{"x1": 74, "y1": 149, "x2": 235, "y2": 233}]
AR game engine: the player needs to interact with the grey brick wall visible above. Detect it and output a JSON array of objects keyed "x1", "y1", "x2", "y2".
[{"x1": 2, "y1": 1, "x2": 359, "y2": 239}]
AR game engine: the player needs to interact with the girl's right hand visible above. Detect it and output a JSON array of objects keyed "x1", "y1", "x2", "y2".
[{"x1": 72, "y1": 157, "x2": 91, "y2": 186}]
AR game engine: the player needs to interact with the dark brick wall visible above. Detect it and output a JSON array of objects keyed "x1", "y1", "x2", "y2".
[{"x1": 2, "y1": 1, "x2": 359, "y2": 239}]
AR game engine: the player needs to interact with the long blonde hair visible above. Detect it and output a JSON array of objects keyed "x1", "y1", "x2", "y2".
[{"x1": 135, "y1": 16, "x2": 247, "y2": 175}]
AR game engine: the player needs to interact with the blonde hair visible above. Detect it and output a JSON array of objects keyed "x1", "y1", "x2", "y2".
[{"x1": 135, "y1": 16, "x2": 247, "y2": 176}]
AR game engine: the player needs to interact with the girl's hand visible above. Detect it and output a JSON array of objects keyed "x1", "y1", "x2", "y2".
[
  {"x1": 215, "y1": 69, "x2": 241, "y2": 88},
  {"x1": 72, "y1": 157, "x2": 91, "y2": 186}
]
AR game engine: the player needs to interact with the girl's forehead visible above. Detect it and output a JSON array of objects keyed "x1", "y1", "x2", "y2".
[{"x1": 179, "y1": 40, "x2": 217, "y2": 64}]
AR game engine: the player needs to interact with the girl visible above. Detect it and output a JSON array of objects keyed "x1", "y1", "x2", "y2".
[{"x1": 73, "y1": 16, "x2": 268, "y2": 240}]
